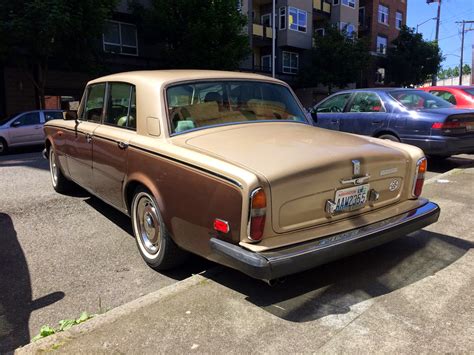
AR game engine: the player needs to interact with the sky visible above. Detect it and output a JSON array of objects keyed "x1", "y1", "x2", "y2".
[{"x1": 407, "y1": 0, "x2": 474, "y2": 71}]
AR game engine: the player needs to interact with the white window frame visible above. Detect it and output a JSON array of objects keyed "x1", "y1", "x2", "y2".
[
  {"x1": 288, "y1": 7, "x2": 307, "y2": 33},
  {"x1": 396, "y1": 11, "x2": 403, "y2": 30},
  {"x1": 315, "y1": 28, "x2": 325, "y2": 36},
  {"x1": 376, "y1": 35, "x2": 388, "y2": 54},
  {"x1": 261, "y1": 13, "x2": 271, "y2": 26},
  {"x1": 378, "y1": 5, "x2": 389, "y2": 25},
  {"x1": 103, "y1": 20, "x2": 138, "y2": 56},
  {"x1": 279, "y1": 7, "x2": 286, "y2": 30},
  {"x1": 261, "y1": 55, "x2": 272, "y2": 72},
  {"x1": 342, "y1": 0, "x2": 356, "y2": 8},
  {"x1": 282, "y1": 51, "x2": 299, "y2": 74}
]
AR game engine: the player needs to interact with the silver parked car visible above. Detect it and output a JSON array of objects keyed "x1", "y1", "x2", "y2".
[{"x1": 0, "y1": 110, "x2": 64, "y2": 154}]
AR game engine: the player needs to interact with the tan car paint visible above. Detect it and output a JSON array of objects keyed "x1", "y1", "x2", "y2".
[{"x1": 44, "y1": 70, "x2": 426, "y2": 255}]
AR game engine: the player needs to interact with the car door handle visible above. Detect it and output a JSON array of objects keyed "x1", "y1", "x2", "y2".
[
  {"x1": 372, "y1": 121, "x2": 382, "y2": 124},
  {"x1": 85, "y1": 133, "x2": 93, "y2": 143},
  {"x1": 118, "y1": 141, "x2": 129, "y2": 150},
  {"x1": 330, "y1": 119, "x2": 339, "y2": 123},
  {"x1": 34, "y1": 126, "x2": 42, "y2": 129}
]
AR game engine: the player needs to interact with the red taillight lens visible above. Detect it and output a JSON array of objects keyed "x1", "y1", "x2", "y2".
[
  {"x1": 413, "y1": 157, "x2": 427, "y2": 197},
  {"x1": 248, "y1": 188, "x2": 266, "y2": 242},
  {"x1": 213, "y1": 219, "x2": 230, "y2": 234},
  {"x1": 432, "y1": 121, "x2": 465, "y2": 129}
]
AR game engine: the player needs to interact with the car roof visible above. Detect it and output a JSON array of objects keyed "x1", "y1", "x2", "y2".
[
  {"x1": 420, "y1": 85, "x2": 473, "y2": 90},
  {"x1": 334, "y1": 87, "x2": 418, "y2": 95},
  {"x1": 88, "y1": 70, "x2": 286, "y2": 87}
]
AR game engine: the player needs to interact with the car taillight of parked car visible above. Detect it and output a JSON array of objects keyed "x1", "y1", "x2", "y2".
[
  {"x1": 413, "y1": 157, "x2": 427, "y2": 198},
  {"x1": 431, "y1": 121, "x2": 474, "y2": 132},
  {"x1": 248, "y1": 188, "x2": 266, "y2": 242}
]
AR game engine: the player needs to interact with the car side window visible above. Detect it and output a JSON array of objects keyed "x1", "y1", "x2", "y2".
[
  {"x1": 84, "y1": 83, "x2": 106, "y2": 122},
  {"x1": 104, "y1": 83, "x2": 136, "y2": 130},
  {"x1": 348, "y1": 92, "x2": 385, "y2": 113},
  {"x1": 12, "y1": 112, "x2": 41, "y2": 126},
  {"x1": 430, "y1": 90, "x2": 457, "y2": 105},
  {"x1": 315, "y1": 93, "x2": 351, "y2": 113},
  {"x1": 44, "y1": 111, "x2": 63, "y2": 121}
]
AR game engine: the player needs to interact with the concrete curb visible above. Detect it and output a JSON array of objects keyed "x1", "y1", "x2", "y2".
[
  {"x1": 15, "y1": 273, "x2": 210, "y2": 354},
  {"x1": 425, "y1": 165, "x2": 474, "y2": 185}
]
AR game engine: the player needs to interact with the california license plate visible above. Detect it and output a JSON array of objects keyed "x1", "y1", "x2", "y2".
[{"x1": 334, "y1": 184, "x2": 369, "y2": 213}]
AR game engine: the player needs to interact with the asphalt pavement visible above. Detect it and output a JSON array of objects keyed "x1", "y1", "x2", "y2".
[
  {"x1": 0, "y1": 147, "x2": 211, "y2": 353},
  {"x1": 0, "y1": 147, "x2": 473, "y2": 353}
]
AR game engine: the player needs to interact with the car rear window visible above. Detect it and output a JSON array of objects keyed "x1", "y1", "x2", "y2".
[
  {"x1": 389, "y1": 90, "x2": 452, "y2": 110},
  {"x1": 166, "y1": 81, "x2": 307, "y2": 134}
]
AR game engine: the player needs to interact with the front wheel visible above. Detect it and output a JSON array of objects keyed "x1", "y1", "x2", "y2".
[
  {"x1": 0, "y1": 138, "x2": 8, "y2": 155},
  {"x1": 49, "y1": 147, "x2": 73, "y2": 193},
  {"x1": 131, "y1": 187, "x2": 188, "y2": 270},
  {"x1": 378, "y1": 134, "x2": 400, "y2": 142}
]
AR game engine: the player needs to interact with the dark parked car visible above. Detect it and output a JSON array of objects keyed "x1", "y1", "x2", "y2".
[
  {"x1": 0, "y1": 110, "x2": 64, "y2": 154},
  {"x1": 311, "y1": 88, "x2": 474, "y2": 157}
]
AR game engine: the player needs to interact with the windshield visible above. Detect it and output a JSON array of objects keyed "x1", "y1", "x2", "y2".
[
  {"x1": 166, "y1": 81, "x2": 307, "y2": 134},
  {"x1": 389, "y1": 90, "x2": 453, "y2": 110},
  {"x1": 0, "y1": 113, "x2": 19, "y2": 126},
  {"x1": 462, "y1": 88, "x2": 474, "y2": 97}
]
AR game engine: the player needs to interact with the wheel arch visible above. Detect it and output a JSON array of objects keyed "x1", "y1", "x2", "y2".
[
  {"x1": 373, "y1": 129, "x2": 401, "y2": 140},
  {"x1": 123, "y1": 175, "x2": 166, "y2": 218}
]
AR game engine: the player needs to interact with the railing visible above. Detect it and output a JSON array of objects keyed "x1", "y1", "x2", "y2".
[
  {"x1": 252, "y1": 23, "x2": 273, "y2": 39},
  {"x1": 313, "y1": 0, "x2": 331, "y2": 13}
]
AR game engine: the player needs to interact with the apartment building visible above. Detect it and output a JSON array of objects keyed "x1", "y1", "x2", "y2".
[{"x1": 358, "y1": 0, "x2": 407, "y2": 86}]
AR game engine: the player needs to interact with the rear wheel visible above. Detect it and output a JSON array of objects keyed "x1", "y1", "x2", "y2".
[
  {"x1": 49, "y1": 147, "x2": 73, "y2": 193},
  {"x1": 378, "y1": 134, "x2": 400, "y2": 142},
  {"x1": 131, "y1": 187, "x2": 188, "y2": 270},
  {"x1": 0, "y1": 138, "x2": 8, "y2": 155}
]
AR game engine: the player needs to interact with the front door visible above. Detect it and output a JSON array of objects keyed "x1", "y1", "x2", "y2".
[
  {"x1": 313, "y1": 93, "x2": 352, "y2": 131},
  {"x1": 92, "y1": 83, "x2": 137, "y2": 209},
  {"x1": 9, "y1": 112, "x2": 43, "y2": 145},
  {"x1": 66, "y1": 83, "x2": 106, "y2": 191}
]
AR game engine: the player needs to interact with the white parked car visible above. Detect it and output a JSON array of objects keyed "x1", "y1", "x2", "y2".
[{"x1": 0, "y1": 110, "x2": 64, "y2": 154}]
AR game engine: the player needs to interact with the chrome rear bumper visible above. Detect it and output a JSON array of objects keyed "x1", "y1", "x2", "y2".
[{"x1": 210, "y1": 201, "x2": 440, "y2": 281}]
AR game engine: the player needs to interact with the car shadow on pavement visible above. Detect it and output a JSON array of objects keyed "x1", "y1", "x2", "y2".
[
  {"x1": 205, "y1": 230, "x2": 472, "y2": 323},
  {"x1": 0, "y1": 213, "x2": 65, "y2": 352},
  {"x1": 428, "y1": 155, "x2": 474, "y2": 174},
  {"x1": 0, "y1": 151, "x2": 48, "y2": 171}
]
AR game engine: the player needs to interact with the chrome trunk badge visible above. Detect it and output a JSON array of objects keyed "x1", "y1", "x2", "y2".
[{"x1": 352, "y1": 159, "x2": 361, "y2": 176}]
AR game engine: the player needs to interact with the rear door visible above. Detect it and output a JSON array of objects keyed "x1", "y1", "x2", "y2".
[
  {"x1": 66, "y1": 83, "x2": 105, "y2": 191},
  {"x1": 341, "y1": 91, "x2": 389, "y2": 135},
  {"x1": 9, "y1": 111, "x2": 42, "y2": 145},
  {"x1": 92, "y1": 82, "x2": 137, "y2": 209},
  {"x1": 312, "y1": 93, "x2": 352, "y2": 131}
]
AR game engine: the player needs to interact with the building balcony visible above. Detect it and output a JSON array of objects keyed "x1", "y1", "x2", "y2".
[
  {"x1": 252, "y1": 23, "x2": 273, "y2": 39},
  {"x1": 313, "y1": 0, "x2": 331, "y2": 14}
]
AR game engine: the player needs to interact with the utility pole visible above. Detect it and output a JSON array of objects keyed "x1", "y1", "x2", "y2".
[
  {"x1": 431, "y1": 0, "x2": 442, "y2": 86},
  {"x1": 456, "y1": 20, "x2": 474, "y2": 85}
]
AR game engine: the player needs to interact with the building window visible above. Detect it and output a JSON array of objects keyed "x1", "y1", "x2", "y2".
[
  {"x1": 340, "y1": 22, "x2": 355, "y2": 38},
  {"x1": 261, "y1": 55, "x2": 271, "y2": 72},
  {"x1": 315, "y1": 28, "x2": 325, "y2": 36},
  {"x1": 342, "y1": 0, "x2": 355, "y2": 8},
  {"x1": 333, "y1": 0, "x2": 339, "y2": 5},
  {"x1": 396, "y1": 11, "x2": 403, "y2": 29},
  {"x1": 261, "y1": 13, "x2": 271, "y2": 26},
  {"x1": 375, "y1": 68, "x2": 386, "y2": 84},
  {"x1": 103, "y1": 21, "x2": 138, "y2": 56},
  {"x1": 282, "y1": 51, "x2": 299, "y2": 74},
  {"x1": 359, "y1": 7, "x2": 365, "y2": 27},
  {"x1": 279, "y1": 7, "x2": 286, "y2": 30},
  {"x1": 378, "y1": 5, "x2": 389, "y2": 25},
  {"x1": 376, "y1": 35, "x2": 388, "y2": 54},
  {"x1": 288, "y1": 7, "x2": 307, "y2": 33}
]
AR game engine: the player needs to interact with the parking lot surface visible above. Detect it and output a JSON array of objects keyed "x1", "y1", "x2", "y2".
[
  {"x1": 1, "y1": 147, "x2": 473, "y2": 352},
  {"x1": 0, "y1": 148, "x2": 210, "y2": 352}
]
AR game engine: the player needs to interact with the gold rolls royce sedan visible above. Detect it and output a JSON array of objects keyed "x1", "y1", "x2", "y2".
[{"x1": 43, "y1": 70, "x2": 440, "y2": 281}]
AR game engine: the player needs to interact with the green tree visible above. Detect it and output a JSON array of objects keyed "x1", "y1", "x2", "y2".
[
  {"x1": 0, "y1": 0, "x2": 117, "y2": 108},
  {"x1": 445, "y1": 67, "x2": 454, "y2": 78},
  {"x1": 131, "y1": 0, "x2": 250, "y2": 70},
  {"x1": 299, "y1": 24, "x2": 370, "y2": 93},
  {"x1": 385, "y1": 26, "x2": 443, "y2": 86},
  {"x1": 437, "y1": 68, "x2": 447, "y2": 80},
  {"x1": 452, "y1": 66, "x2": 460, "y2": 77},
  {"x1": 462, "y1": 64, "x2": 471, "y2": 75}
]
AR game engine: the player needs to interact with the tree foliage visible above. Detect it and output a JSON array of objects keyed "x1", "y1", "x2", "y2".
[
  {"x1": 437, "y1": 64, "x2": 471, "y2": 79},
  {"x1": 298, "y1": 24, "x2": 370, "y2": 93},
  {"x1": 131, "y1": 0, "x2": 250, "y2": 70},
  {"x1": 384, "y1": 26, "x2": 443, "y2": 86},
  {"x1": 0, "y1": 0, "x2": 118, "y2": 107}
]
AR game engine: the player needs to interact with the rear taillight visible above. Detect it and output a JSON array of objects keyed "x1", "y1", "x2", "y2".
[
  {"x1": 413, "y1": 157, "x2": 427, "y2": 197},
  {"x1": 248, "y1": 188, "x2": 266, "y2": 242},
  {"x1": 432, "y1": 121, "x2": 462, "y2": 129}
]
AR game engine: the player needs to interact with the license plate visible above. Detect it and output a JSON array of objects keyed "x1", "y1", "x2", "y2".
[{"x1": 334, "y1": 184, "x2": 369, "y2": 213}]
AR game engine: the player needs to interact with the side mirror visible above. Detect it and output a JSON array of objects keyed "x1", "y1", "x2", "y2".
[
  {"x1": 11, "y1": 120, "x2": 21, "y2": 128},
  {"x1": 63, "y1": 110, "x2": 78, "y2": 121}
]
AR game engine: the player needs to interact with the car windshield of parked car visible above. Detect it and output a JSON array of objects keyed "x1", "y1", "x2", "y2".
[
  {"x1": 462, "y1": 88, "x2": 474, "y2": 97},
  {"x1": 167, "y1": 81, "x2": 307, "y2": 134},
  {"x1": 390, "y1": 90, "x2": 453, "y2": 110}
]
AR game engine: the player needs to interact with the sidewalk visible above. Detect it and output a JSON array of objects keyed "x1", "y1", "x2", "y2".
[{"x1": 17, "y1": 167, "x2": 474, "y2": 354}]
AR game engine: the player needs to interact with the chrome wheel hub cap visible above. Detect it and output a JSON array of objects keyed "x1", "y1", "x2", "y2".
[
  {"x1": 136, "y1": 196, "x2": 161, "y2": 255},
  {"x1": 50, "y1": 150, "x2": 58, "y2": 186}
]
